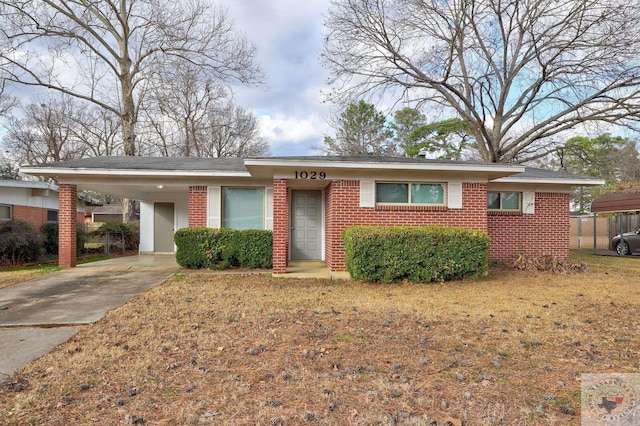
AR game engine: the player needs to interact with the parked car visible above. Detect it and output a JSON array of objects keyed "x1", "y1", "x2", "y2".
[{"x1": 611, "y1": 229, "x2": 640, "y2": 255}]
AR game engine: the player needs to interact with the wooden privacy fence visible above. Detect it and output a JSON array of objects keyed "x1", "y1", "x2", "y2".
[{"x1": 570, "y1": 213, "x2": 640, "y2": 250}]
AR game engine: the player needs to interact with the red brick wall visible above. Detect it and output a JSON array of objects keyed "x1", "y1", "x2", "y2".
[
  {"x1": 11, "y1": 205, "x2": 50, "y2": 230},
  {"x1": 59, "y1": 184, "x2": 77, "y2": 268},
  {"x1": 325, "y1": 180, "x2": 489, "y2": 271},
  {"x1": 487, "y1": 192, "x2": 570, "y2": 261},
  {"x1": 188, "y1": 186, "x2": 208, "y2": 227},
  {"x1": 272, "y1": 179, "x2": 289, "y2": 274}
]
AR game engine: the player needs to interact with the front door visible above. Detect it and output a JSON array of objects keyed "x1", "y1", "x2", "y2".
[
  {"x1": 291, "y1": 190, "x2": 322, "y2": 260},
  {"x1": 154, "y1": 202, "x2": 175, "y2": 252}
]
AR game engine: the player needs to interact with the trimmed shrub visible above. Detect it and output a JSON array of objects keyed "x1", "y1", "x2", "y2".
[
  {"x1": 94, "y1": 222, "x2": 139, "y2": 250},
  {"x1": 174, "y1": 228, "x2": 272, "y2": 269},
  {"x1": 0, "y1": 220, "x2": 44, "y2": 266},
  {"x1": 40, "y1": 223, "x2": 88, "y2": 256},
  {"x1": 174, "y1": 227, "x2": 213, "y2": 268},
  {"x1": 234, "y1": 230, "x2": 273, "y2": 269},
  {"x1": 342, "y1": 226, "x2": 490, "y2": 283}
]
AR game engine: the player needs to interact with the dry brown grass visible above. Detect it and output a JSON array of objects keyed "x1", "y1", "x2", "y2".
[
  {"x1": 0, "y1": 265, "x2": 59, "y2": 290},
  {"x1": 1, "y1": 253, "x2": 640, "y2": 425}
]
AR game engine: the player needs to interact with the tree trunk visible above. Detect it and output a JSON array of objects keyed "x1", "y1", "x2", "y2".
[{"x1": 121, "y1": 72, "x2": 137, "y2": 223}]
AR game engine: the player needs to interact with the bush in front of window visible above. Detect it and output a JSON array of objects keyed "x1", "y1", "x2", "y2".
[
  {"x1": 40, "y1": 223, "x2": 88, "y2": 256},
  {"x1": 342, "y1": 226, "x2": 490, "y2": 283},
  {"x1": 0, "y1": 220, "x2": 44, "y2": 266},
  {"x1": 174, "y1": 228, "x2": 213, "y2": 268},
  {"x1": 174, "y1": 228, "x2": 272, "y2": 269}
]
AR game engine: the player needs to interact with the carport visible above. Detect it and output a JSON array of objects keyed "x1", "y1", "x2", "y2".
[{"x1": 591, "y1": 191, "x2": 640, "y2": 255}]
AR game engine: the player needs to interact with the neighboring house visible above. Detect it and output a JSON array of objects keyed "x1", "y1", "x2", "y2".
[
  {"x1": 0, "y1": 179, "x2": 88, "y2": 231},
  {"x1": 89, "y1": 205, "x2": 127, "y2": 223},
  {"x1": 20, "y1": 156, "x2": 604, "y2": 271},
  {"x1": 0, "y1": 180, "x2": 61, "y2": 230}
]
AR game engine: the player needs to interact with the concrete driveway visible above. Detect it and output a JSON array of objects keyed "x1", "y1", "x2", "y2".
[{"x1": 0, "y1": 255, "x2": 179, "y2": 379}]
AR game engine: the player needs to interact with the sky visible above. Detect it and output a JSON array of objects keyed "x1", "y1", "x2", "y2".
[{"x1": 222, "y1": 0, "x2": 333, "y2": 157}]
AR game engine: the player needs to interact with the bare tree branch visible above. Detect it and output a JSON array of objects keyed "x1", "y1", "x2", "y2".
[{"x1": 322, "y1": 0, "x2": 640, "y2": 163}]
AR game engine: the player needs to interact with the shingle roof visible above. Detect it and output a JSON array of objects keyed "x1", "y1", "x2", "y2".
[
  {"x1": 24, "y1": 156, "x2": 247, "y2": 172},
  {"x1": 20, "y1": 156, "x2": 602, "y2": 183}
]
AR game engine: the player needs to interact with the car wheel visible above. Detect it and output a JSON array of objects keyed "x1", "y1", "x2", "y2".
[{"x1": 616, "y1": 241, "x2": 630, "y2": 255}]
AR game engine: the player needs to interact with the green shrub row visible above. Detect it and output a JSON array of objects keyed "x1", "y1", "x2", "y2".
[
  {"x1": 342, "y1": 225, "x2": 490, "y2": 283},
  {"x1": 174, "y1": 228, "x2": 272, "y2": 269}
]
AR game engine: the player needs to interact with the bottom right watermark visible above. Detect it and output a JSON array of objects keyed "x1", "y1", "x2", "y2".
[{"x1": 582, "y1": 374, "x2": 640, "y2": 425}]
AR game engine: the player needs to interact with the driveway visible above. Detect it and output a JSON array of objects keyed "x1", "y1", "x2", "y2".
[{"x1": 0, "y1": 255, "x2": 179, "y2": 379}]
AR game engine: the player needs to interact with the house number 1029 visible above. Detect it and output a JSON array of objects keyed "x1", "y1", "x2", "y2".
[{"x1": 294, "y1": 171, "x2": 326, "y2": 180}]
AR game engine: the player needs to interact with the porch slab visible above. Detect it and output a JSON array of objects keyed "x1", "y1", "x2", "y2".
[{"x1": 273, "y1": 261, "x2": 351, "y2": 280}]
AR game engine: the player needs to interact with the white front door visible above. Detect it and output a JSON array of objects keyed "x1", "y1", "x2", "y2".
[{"x1": 291, "y1": 190, "x2": 322, "y2": 260}]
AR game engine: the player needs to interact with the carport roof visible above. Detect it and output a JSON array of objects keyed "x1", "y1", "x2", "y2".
[
  {"x1": 21, "y1": 156, "x2": 248, "y2": 172},
  {"x1": 591, "y1": 191, "x2": 640, "y2": 213}
]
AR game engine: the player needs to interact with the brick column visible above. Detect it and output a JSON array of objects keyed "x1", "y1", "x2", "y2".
[
  {"x1": 188, "y1": 186, "x2": 208, "y2": 227},
  {"x1": 272, "y1": 179, "x2": 289, "y2": 274},
  {"x1": 58, "y1": 184, "x2": 77, "y2": 268}
]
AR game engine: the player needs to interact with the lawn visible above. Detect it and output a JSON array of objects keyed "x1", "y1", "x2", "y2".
[
  {"x1": 1, "y1": 253, "x2": 639, "y2": 425},
  {"x1": 0, "y1": 265, "x2": 60, "y2": 290}
]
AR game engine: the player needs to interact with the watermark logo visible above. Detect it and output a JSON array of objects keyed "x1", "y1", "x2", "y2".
[{"x1": 582, "y1": 374, "x2": 640, "y2": 425}]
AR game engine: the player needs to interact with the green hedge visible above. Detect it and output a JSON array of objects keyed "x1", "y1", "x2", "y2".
[
  {"x1": 342, "y1": 226, "x2": 490, "y2": 283},
  {"x1": 174, "y1": 228, "x2": 272, "y2": 269}
]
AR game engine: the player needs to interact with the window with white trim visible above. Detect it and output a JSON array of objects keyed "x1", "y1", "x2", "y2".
[
  {"x1": 487, "y1": 192, "x2": 521, "y2": 211},
  {"x1": 0, "y1": 204, "x2": 11, "y2": 221},
  {"x1": 376, "y1": 182, "x2": 446, "y2": 205},
  {"x1": 222, "y1": 187, "x2": 265, "y2": 230}
]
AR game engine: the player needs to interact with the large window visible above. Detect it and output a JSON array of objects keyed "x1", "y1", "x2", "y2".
[
  {"x1": 487, "y1": 192, "x2": 521, "y2": 211},
  {"x1": 376, "y1": 182, "x2": 445, "y2": 205},
  {"x1": 222, "y1": 187, "x2": 264, "y2": 230},
  {"x1": 0, "y1": 204, "x2": 11, "y2": 221}
]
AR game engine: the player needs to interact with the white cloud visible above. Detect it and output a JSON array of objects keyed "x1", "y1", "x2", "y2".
[
  {"x1": 257, "y1": 112, "x2": 330, "y2": 156},
  {"x1": 222, "y1": 0, "x2": 333, "y2": 156}
]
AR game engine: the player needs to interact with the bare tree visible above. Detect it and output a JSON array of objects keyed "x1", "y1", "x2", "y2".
[
  {"x1": 203, "y1": 101, "x2": 269, "y2": 158},
  {"x1": 73, "y1": 106, "x2": 123, "y2": 157},
  {"x1": 145, "y1": 62, "x2": 227, "y2": 157},
  {"x1": 322, "y1": 0, "x2": 640, "y2": 163},
  {"x1": 4, "y1": 96, "x2": 89, "y2": 165},
  {"x1": 0, "y1": 78, "x2": 16, "y2": 119},
  {"x1": 142, "y1": 61, "x2": 269, "y2": 159},
  {"x1": 0, "y1": 0, "x2": 262, "y2": 220}
]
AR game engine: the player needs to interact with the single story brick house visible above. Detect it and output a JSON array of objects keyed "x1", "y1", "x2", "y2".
[
  {"x1": 0, "y1": 179, "x2": 86, "y2": 230},
  {"x1": 20, "y1": 156, "x2": 603, "y2": 272}
]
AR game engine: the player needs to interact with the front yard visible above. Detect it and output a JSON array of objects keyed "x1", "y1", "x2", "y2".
[{"x1": 1, "y1": 253, "x2": 639, "y2": 425}]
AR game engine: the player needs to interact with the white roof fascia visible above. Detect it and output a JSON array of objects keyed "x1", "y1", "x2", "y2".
[
  {"x1": 244, "y1": 159, "x2": 525, "y2": 174},
  {"x1": 0, "y1": 179, "x2": 59, "y2": 191},
  {"x1": 19, "y1": 167, "x2": 251, "y2": 178},
  {"x1": 491, "y1": 176, "x2": 606, "y2": 186}
]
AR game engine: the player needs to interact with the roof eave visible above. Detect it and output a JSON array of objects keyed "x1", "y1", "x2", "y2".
[
  {"x1": 244, "y1": 158, "x2": 525, "y2": 174},
  {"x1": 19, "y1": 166, "x2": 252, "y2": 179},
  {"x1": 491, "y1": 177, "x2": 606, "y2": 186}
]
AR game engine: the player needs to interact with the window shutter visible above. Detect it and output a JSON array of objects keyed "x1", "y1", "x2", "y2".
[
  {"x1": 359, "y1": 180, "x2": 375, "y2": 208},
  {"x1": 265, "y1": 187, "x2": 274, "y2": 230},
  {"x1": 207, "y1": 186, "x2": 221, "y2": 228},
  {"x1": 448, "y1": 182, "x2": 463, "y2": 209},
  {"x1": 522, "y1": 191, "x2": 535, "y2": 214}
]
